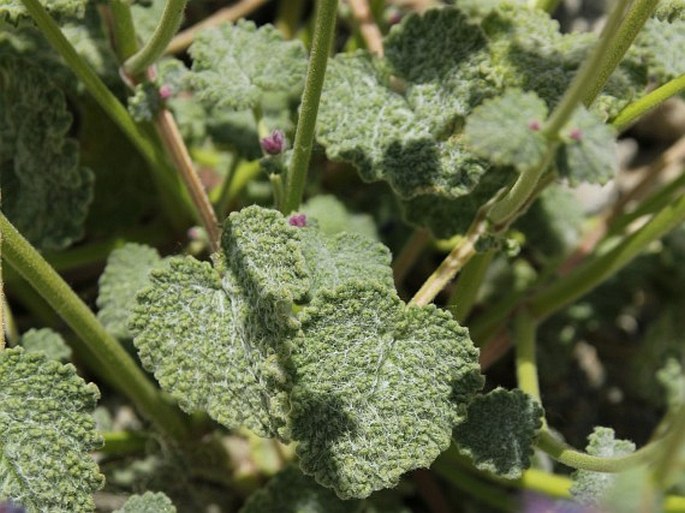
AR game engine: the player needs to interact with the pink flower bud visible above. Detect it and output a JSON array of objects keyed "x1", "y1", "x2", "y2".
[
  {"x1": 288, "y1": 213, "x2": 307, "y2": 228},
  {"x1": 261, "y1": 129, "x2": 286, "y2": 155},
  {"x1": 528, "y1": 120, "x2": 541, "y2": 131},
  {"x1": 158, "y1": 84, "x2": 173, "y2": 101},
  {"x1": 569, "y1": 128, "x2": 583, "y2": 141}
]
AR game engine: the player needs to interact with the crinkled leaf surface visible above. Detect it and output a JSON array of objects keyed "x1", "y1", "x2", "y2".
[
  {"x1": 453, "y1": 388, "x2": 543, "y2": 478},
  {"x1": 97, "y1": 244, "x2": 165, "y2": 340},
  {"x1": 655, "y1": 0, "x2": 685, "y2": 21},
  {"x1": 0, "y1": 0, "x2": 86, "y2": 24},
  {"x1": 20, "y1": 328, "x2": 72, "y2": 362},
  {"x1": 188, "y1": 21, "x2": 307, "y2": 111},
  {"x1": 0, "y1": 54, "x2": 93, "y2": 250},
  {"x1": 634, "y1": 18, "x2": 685, "y2": 82},
  {"x1": 239, "y1": 466, "x2": 362, "y2": 513},
  {"x1": 464, "y1": 89, "x2": 548, "y2": 171},
  {"x1": 114, "y1": 491, "x2": 176, "y2": 513},
  {"x1": 555, "y1": 108, "x2": 618, "y2": 186},
  {"x1": 132, "y1": 206, "x2": 482, "y2": 498},
  {"x1": 570, "y1": 427, "x2": 635, "y2": 506},
  {"x1": 0, "y1": 348, "x2": 103, "y2": 512},
  {"x1": 289, "y1": 283, "x2": 483, "y2": 498}
]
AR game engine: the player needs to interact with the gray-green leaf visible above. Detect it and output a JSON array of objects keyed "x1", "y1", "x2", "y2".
[
  {"x1": 453, "y1": 388, "x2": 543, "y2": 479},
  {"x1": 0, "y1": 348, "x2": 103, "y2": 512},
  {"x1": 19, "y1": 328, "x2": 72, "y2": 362},
  {"x1": 0, "y1": 0, "x2": 86, "y2": 24},
  {"x1": 114, "y1": 491, "x2": 177, "y2": 513}
]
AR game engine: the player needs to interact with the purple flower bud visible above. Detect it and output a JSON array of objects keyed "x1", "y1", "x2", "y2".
[
  {"x1": 386, "y1": 7, "x2": 404, "y2": 25},
  {"x1": 158, "y1": 84, "x2": 173, "y2": 101},
  {"x1": 261, "y1": 129, "x2": 286, "y2": 155},
  {"x1": 528, "y1": 120, "x2": 542, "y2": 131},
  {"x1": 288, "y1": 213, "x2": 307, "y2": 228},
  {"x1": 569, "y1": 128, "x2": 583, "y2": 141},
  {"x1": 0, "y1": 501, "x2": 26, "y2": 513}
]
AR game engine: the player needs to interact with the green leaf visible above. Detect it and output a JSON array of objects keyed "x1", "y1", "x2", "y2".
[
  {"x1": 555, "y1": 107, "x2": 618, "y2": 186},
  {"x1": 453, "y1": 388, "x2": 543, "y2": 478},
  {"x1": 97, "y1": 244, "x2": 165, "y2": 340},
  {"x1": 239, "y1": 466, "x2": 362, "y2": 513},
  {"x1": 0, "y1": 348, "x2": 103, "y2": 512},
  {"x1": 300, "y1": 195, "x2": 379, "y2": 240},
  {"x1": 634, "y1": 18, "x2": 685, "y2": 83},
  {"x1": 570, "y1": 427, "x2": 636, "y2": 506},
  {"x1": 655, "y1": 0, "x2": 685, "y2": 22},
  {"x1": 0, "y1": 0, "x2": 86, "y2": 25},
  {"x1": 114, "y1": 491, "x2": 177, "y2": 513},
  {"x1": 131, "y1": 0, "x2": 173, "y2": 43},
  {"x1": 188, "y1": 21, "x2": 307, "y2": 111},
  {"x1": 0, "y1": 54, "x2": 93, "y2": 250},
  {"x1": 289, "y1": 283, "x2": 483, "y2": 498},
  {"x1": 657, "y1": 358, "x2": 685, "y2": 411},
  {"x1": 131, "y1": 205, "x2": 482, "y2": 498},
  {"x1": 464, "y1": 89, "x2": 548, "y2": 172},
  {"x1": 20, "y1": 328, "x2": 72, "y2": 362}
]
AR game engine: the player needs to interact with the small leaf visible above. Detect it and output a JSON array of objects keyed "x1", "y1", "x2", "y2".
[
  {"x1": 300, "y1": 195, "x2": 379, "y2": 240},
  {"x1": 555, "y1": 108, "x2": 618, "y2": 186},
  {"x1": 19, "y1": 328, "x2": 72, "y2": 362},
  {"x1": 114, "y1": 491, "x2": 176, "y2": 513},
  {"x1": 570, "y1": 427, "x2": 635, "y2": 506},
  {"x1": 464, "y1": 89, "x2": 548, "y2": 172},
  {"x1": 0, "y1": 0, "x2": 86, "y2": 25},
  {"x1": 0, "y1": 348, "x2": 103, "y2": 512},
  {"x1": 453, "y1": 388, "x2": 543, "y2": 479},
  {"x1": 97, "y1": 244, "x2": 165, "y2": 340},
  {"x1": 239, "y1": 466, "x2": 362, "y2": 513},
  {"x1": 0, "y1": 54, "x2": 93, "y2": 250},
  {"x1": 188, "y1": 21, "x2": 307, "y2": 111},
  {"x1": 289, "y1": 283, "x2": 483, "y2": 498}
]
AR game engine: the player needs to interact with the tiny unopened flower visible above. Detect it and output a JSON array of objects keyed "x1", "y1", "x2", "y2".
[
  {"x1": 0, "y1": 501, "x2": 27, "y2": 513},
  {"x1": 158, "y1": 84, "x2": 173, "y2": 101},
  {"x1": 528, "y1": 120, "x2": 542, "y2": 131},
  {"x1": 386, "y1": 7, "x2": 404, "y2": 25},
  {"x1": 288, "y1": 213, "x2": 307, "y2": 227},
  {"x1": 261, "y1": 129, "x2": 286, "y2": 155},
  {"x1": 569, "y1": 128, "x2": 583, "y2": 141}
]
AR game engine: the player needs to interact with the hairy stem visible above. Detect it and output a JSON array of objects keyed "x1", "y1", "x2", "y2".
[
  {"x1": 544, "y1": 0, "x2": 630, "y2": 136},
  {"x1": 612, "y1": 73, "x2": 685, "y2": 132},
  {"x1": 19, "y1": 0, "x2": 190, "y2": 229},
  {"x1": 282, "y1": 0, "x2": 339, "y2": 214},
  {"x1": 124, "y1": 0, "x2": 188, "y2": 77},
  {"x1": 0, "y1": 213, "x2": 190, "y2": 442},
  {"x1": 108, "y1": 0, "x2": 139, "y2": 61}
]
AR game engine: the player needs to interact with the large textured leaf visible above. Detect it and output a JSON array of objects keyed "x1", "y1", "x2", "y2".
[
  {"x1": 570, "y1": 427, "x2": 635, "y2": 506},
  {"x1": 239, "y1": 466, "x2": 362, "y2": 513},
  {"x1": 289, "y1": 283, "x2": 483, "y2": 498},
  {"x1": 0, "y1": 0, "x2": 86, "y2": 24},
  {"x1": 114, "y1": 492, "x2": 176, "y2": 513},
  {"x1": 97, "y1": 244, "x2": 165, "y2": 340},
  {"x1": 0, "y1": 54, "x2": 93, "y2": 250},
  {"x1": 132, "y1": 206, "x2": 482, "y2": 498},
  {"x1": 19, "y1": 328, "x2": 72, "y2": 362},
  {"x1": 634, "y1": 17, "x2": 685, "y2": 82},
  {"x1": 0, "y1": 348, "x2": 103, "y2": 512},
  {"x1": 188, "y1": 21, "x2": 307, "y2": 111},
  {"x1": 453, "y1": 388, "x2": 543, "y2": 478}
]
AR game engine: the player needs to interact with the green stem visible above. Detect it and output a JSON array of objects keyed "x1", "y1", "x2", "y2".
[
  {"x1": 449, "y1": 249, "x2": 494, "y2": 323},
  {"x1": 0, "y1": 214, "x2": 190, "y2": 442},
  {"x1": 19, "y1": 0, "x2": 190, "y2": 229},
  {"x1": 653, "y1": 404, "x2": 685, "y2": 489},
  {"x1": 582, "y1": 0, "x2": 659, "y2": 106},
  {"x1": 108, "y1": 0, "x2": 139, "y2": 61},
  {"x1": 276, "y1": 0, "x2": 306, "y2": 39},
  {"x1": 529, "y1": 190, "x2": 685, "y2": 321},
  {"x1": 124, "y1": 0, "x2": 188, "y2": 77},
  {"x1": 544, "y1": 0, "x2": 630, "y2": 136},
  {"x1": 514, "y1": 312, "x2": 544, "y2": 410},
  {"x1": 392, "y1": 228, "x2": 430, "y2": 288},
  {"x1": 282, "y1": 0, "x2": 338, "y2": 214},
  {"x1": 536, "y1": 429, "x2": 659, "y2": 472},
  {"x1": 612, "y1": 74, "x2": 685, "y2": 132},
  {"x1": 101, "y1": 431, "x2": 151, "y2": 456}
]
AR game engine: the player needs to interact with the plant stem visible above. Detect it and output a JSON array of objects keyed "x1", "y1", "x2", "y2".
[
  {"x1": 19, "y1": 0, "x2": 190, "y2": 229},
  {"x1": 529, "y1": 190, "x2": 685, "y2": 321},
  {"x1": 652, "y1": 404, "x2": 685, "y2": 489},
  {"x1": 108, "y1": 0, "x2": 139, "y2": 61},
  {"x1": 156, "y1": 110, "x2": 221, "y2": 251},
  {"x1": 392, "y1": 228, "x2": 430, "y2": 288},
  {"x1": 532, "y1": 0, "x2": 562, "y2": 13},
  {"x1": 101, "y1": 431, "x2": 151, "y2": 456},
  {"x1": 514, "y1": 313, "x2": 545, "y2": 424},
  {"x1": 276, "y1": 0, "x2": 306, "y2": 39},
  {"x1": 449, "y1": 249, "x2": 494, "y2": 323},
  {"x1": 215, "y1": 160, "x2": 261, "y2": 218},
  {"x1": 536, "y1": 429, "x2": 659, "y2": 472},
  {"x1": 612, "y1": 73, "x2": 685, "y2": 132},
  {"x1": 0, "y1": 213, "x2": 190, "y2": 442},
  {"x1": 544, "y1": 0, "x2": 631, "y2": 136},
  {"x1": 124, "y1": 0, "x2": 188, "y2": 77},
  {"x1": 282, "y1": 0, "x2": 339, "y2": 214},
  {"x1": 348, "y1": 0, "x2": 384, "y2": 56},
  {"x1": 582, "y1": 0, "x2": 659, "y2": 106}
]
